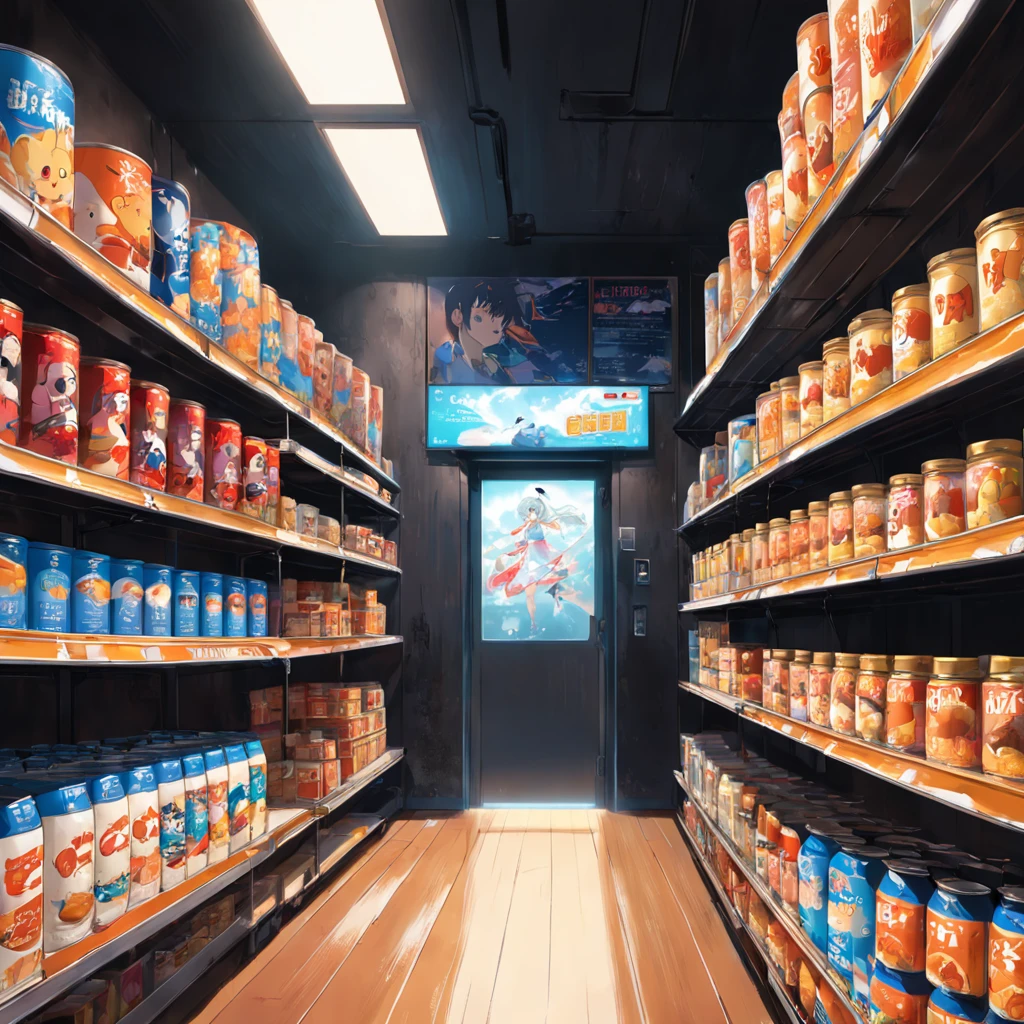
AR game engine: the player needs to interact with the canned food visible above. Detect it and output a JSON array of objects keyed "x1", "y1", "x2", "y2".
[
  {"x1": 822, "y1": 337, "x2": 851, "y2": 422},
  {"x1": 752, "y1": 523, "x2": 769, "y2": 585},
  {"x1": 332, "y1": 349, "x2": 353, "y2": 427},
  {"x1": 223, "y1": 576, "x2": 247, "y2": 637},
  {"x1": 990, "y1": 886, "x2": 1024, "y2": 1019},
  {"x1": 926, "y1": 879, "x2": 992, "y2": 999},
  {"x1": 727, "y1": 415, "x2": 756, "y2": 482},
  {"x1": 856, "y1": 654, "x2": 889, "y2": 743},
  {"x1": 27, "y1": 543, "x2": 71, "y2": 632},
  {"x1": 702, "y1": 273, "x2": 718, "y2": 371},
  {"x1": 745, "y1": 180, "x2": 770, "y2": 291},
  {"x1": 887, "y1": 655, "x2": 931, "y2": 753},
  {"x1": 0, "y1": 298, "x2": 23, "y2": 445},
  {"x1": 876, "y1": 858, "x2": 934, "y2": 973},
  {"x1": 20, "y1": 324, "x2": 79, "y2": 464},
  {"x1": 769, "y1": 519, "x2": 790, "y2": 580},
  {"x1": 279, "y1": 495, "x2": 296, "y2": 532},
  {"x1": 779, "y1": 71, "x2": 802, "y2": 147},
  {"x1": 258, "y1": 284, "x2": 282, "y2": 386},
  {"x1": 926, "y1": 657, "x2": 982, "y2": 769},
  {"x1": 171, "y1": 570, "x2": 199, "y2": 637},
  {"x1": 204, "y1": 418, "x2": 242, "y2": 510},
  {"x1": 888, "y1": 473, "x2": 924, "y2": 549},
  {"x1": 929, "y1": 249, "x2": 979, "y2": 357},
  {"x1": 297, "y1": 503, "x2": 319, "y2": 538},
  {"x1": 343, "y1": 367, "x2": 370, "y2": 451},
  {"x1": 78, "y1": 358, "x2": 130, "y2": 478},
  {"x1": 780, "y1": 375, "x2": 800, "y2": 447},
  {"x1": 852, "y1": 482, "x2": 887, "y2": 558},
  {"x1": 859, "y1": 0, "x2": 912, "y2": 119},
  {"x1": 74, "y1": 144, "x2": 152, "y2": 289},
  {"x1": 927, "y1": 989, "x2": 989, "y2": 1023},
  {"x1": 241, "y1": 436, "x2": 268, "y2": 518},
  {"x1": 976, "y1": 208, "x2": 1024, "y2": 331},
  {"x1": 849, "y1": 309, "x2": 893, "y2": 405},
  {"x1": 828, "y1": 490, "x2": 855, "y2": 565},
  {"x1": 799, "y1": 822, "x2": 846, "y2": 951},
  {"x1": 892, "y1": 284, "x2": 932, "y2": 379},
  {"x1": 247, "y1": 579, "x2": 268, "y2": 637},
  {"x1": 756, "y1": 390, "x2": 781, "y2": 462},
  {"x1": 141, "y1": 563, "x2": 172, "y2": 636},
  {"x1": 200, "y1": 572, "x2": 223, "y2": 638},
  {"x1": 728, "y1": 219, "x2": 752, "y2": 321},
  {"x1": 738, "y1": 646, "x2": 763, "y2": 703},
  {"x1": 0, "y1": 45, "x2": 74, "y2": 227},
  {"x1": 109, "y1": 559, "x2": 143, "y2": 636},
  {"x1": 790, "y1": 509, "x2": 810, "y2": 575},
  {"x1": 765, "y1": 170, "x2": 785, "y2": 265},
  {"x1": 189, "y1": 221, "x2": 222, "y2": 343},
  {"x1": 277, "y1": 299, "x2": 300, "y2": 396},
  {"x1": 804, "y1": 87, "x2": 835, "y2": 202},
  {"x1": 809, "y1": 651, "x2": 834, "y2": 726},
  {"x1": 312, "y1": 335, "x2": 335, "y2": 417},
  {"x1": 150, "y1": 176, "x2": 191, "y2": 317},
  {"x1": 829, "y1": 0, "x2": 862, "y2": 168},
  {"x1": 167, "y1": 399, "x2": 205, "y2": 501},
  {"x1": 797, "y1": 14, "x2": 832, "y2": 108},
  {"x1": 965, "y1": 439, "x2": 1023, "y2": 529},
  {"x1": 129, "y1": 381, "x2": 170, "y2": 491},
  {"x1": 791, "y1": 650, "x2": 811, "y2": 720},
  {"x1": 296, "y1": 314, "x2": 316, "y2": 404},
  {"x1": 982, "y1": 656, "x2": 1024, "y2": 779},
  {"x1": 830, "y1": 652, "x2": 859, "y2": 735},
  {"x1": 204, "y1": 221, "x2": 261, "y2": 369},
  {"x1": 368, "y1": 385, "x2": 384, "y2": 465},
  {"x1": 809, "y1": 500, "x2": 829, "y2": 570},
  {"x1": 71, "y1": 550, "x2": 110, "y2": 634},
  {"x1": 870, "y1": 961, "x2": 931, "y2": 1022},
  {"x1": 265, "y1": 444, "x2": 280, "y2": 525},
  {"x1": 798, "y1": 361, "x2": 823, "y2": 435},
  {"x1": 781, "y1": 131, "x2": 808, "y2": 237},
  {"x1": 0, "y1": 533, "x2": 28, "y2": 629},
  {"x1": 923, "y1": 459, "x2": 967, "y2": 541}
]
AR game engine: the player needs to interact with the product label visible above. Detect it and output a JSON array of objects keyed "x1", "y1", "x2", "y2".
[
  {"x1": 33, "y1": 567, "x2": 69, "y2": 630},
  {"x1": 207, "y1": 780, "x2": 229, "y2": 851},
  {"x1": 876, "y1": 891, "x2": 926, "y2": 972},
  {"x1": 989, "y1": 921, "x2": 1024, "y2": 1019},
  {"x1": 144, "y1": 576, "x2": 172, "y2": 635},
  {"x1": 73, "y1": 569, "x2": 110, "y2": 632},
  {"x1": 111, "y1": 574, "x2": 143, "y2": 634},
  {"x1": 926, "y1": 909, "x2": 986, "y2": 997},
  {"x1": 184, "y1": 783, "x2": 209, "y2": 861}
]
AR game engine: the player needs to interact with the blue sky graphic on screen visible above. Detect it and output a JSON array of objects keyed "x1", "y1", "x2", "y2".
[
  {"x1": 428, "y1": 385, "x2": 648, "y2": 449},
  {"x1": 481, "y1": 479, "x2": 595, "y2": 642}
]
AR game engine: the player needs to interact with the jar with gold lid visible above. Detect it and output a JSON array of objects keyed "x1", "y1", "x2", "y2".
[
  {"x1": 728, "y1": 533, "x2": 742, "y2": 592},
  {"x1": 756, "y1": 389, "x2": 782, "y2": 462},
  {"x1": 828, "y1": 490, "x2": 854, "y2": 565},
  {"x1": 982, "y1": 654, "x2": 1024, "y2": 778},
  {"x1": 734, "y1": 529, "x2": 752, "y2": 591},
  {"x1": 830, "y1": 652, "x2": 859, "y2": 735},
  {"x1": 789, "y1": 508, "x2": 810, "y2": 575},
  {"x1": 887, "y1": 473, "x2": 924, "y2": 550},
  {"x1": 891, "y1": 284, "x2": 932, "y2": 379},
  {"x1": 848, "y1": 310, "x2": 893, "y2": 405},
  {"x1": 886, "y1": 654, "x2": 931, "y2": 754},
  {"x1": 926, "y1": 656, "x2": 982, "y2": 768},
  {"x1": 928, "y1": 248, "x2": 979, "y2": 357},
  {"x1": 753, "y1": 523, "x2": 770, "y2": 584},
  {"x1": 922, "y1": 458, "x2": 966, "y2": 541},
  {"x1": 766, "y1": 649, "x2": 794, "y2": 715},
  {"x1": 798, "y1": 361, "x2": 823, "y2": 435},
  {"x1": 790, "y1": 650, "x2": 811, "y2": 721},
  {"x1": 808, "y1": 500, "x2": 829, "y2": 569},
  {"x1": 779, "y1": 376, "x2": 801, "y2": 448},
  {"x1": 717, "y1": 256, "x2": 732, "y2": 347},
  {"x1": 852, "y1": 483, "x2": 887, "y2": 558},
  {"x1": 965, "y1": 438, "x2": 1023, "y2": 529},
  {"x1": 822, "y1": 337, "x2": 851, "y2": 422},
  {"x1": 975, "y1": 208, "x2": 1024, "y2": 331},
  {"x1": 809, "y1": 651, "x2": 834, "y2": 726},
  {"x1": 769, "y1": 518, "x2": 791, "y2": 580},
  {"x1": 856, "y1": 654, "x2": 890, "y2": 744}
]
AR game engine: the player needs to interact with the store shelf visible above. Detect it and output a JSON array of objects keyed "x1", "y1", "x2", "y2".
[
  {"x1": 679, "y1": 680, "x2": 1024, "y2": 834},
  {"x1": 0, "y1": 630, "x2": 402, "y2": 667},
  {"x1": 675, "y1": 773, "x2": 864, "y2": 1024},
  {"x1": 309, "y1": 748, "x2": 405, "y2": 816},
  {"x1": 316, "y1": 816, "x2": 387, "y2": 880},
  {"x1": 676, "y1": 0, "x2": 1022, "y2": 442},
  {"x1": 117, "y1": 917, "x2": 248, "y2": 1024}
]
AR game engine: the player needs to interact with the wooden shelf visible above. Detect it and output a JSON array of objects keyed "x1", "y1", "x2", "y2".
[
  {"x1": 679, "y1": 680, "x2": 1024, "y2": 834},
  {"x1": 676, "y1": 0, "x2": 1022, "y2": 442}
]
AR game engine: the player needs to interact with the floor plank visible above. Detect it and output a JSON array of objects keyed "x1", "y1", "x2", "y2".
[{"x1": 547, "y1": 830, "x2": 588, "y2": 1024}]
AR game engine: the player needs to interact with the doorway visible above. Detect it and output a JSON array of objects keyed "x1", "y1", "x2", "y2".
[{"x1": 469, "y1": 465, "x2": 609, "y2": 806}]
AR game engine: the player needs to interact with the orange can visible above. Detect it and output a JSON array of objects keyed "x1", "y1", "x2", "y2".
[
  {"x1": 797, "y1": 13, "x2": 832, "y2": 108},
  {"x1": 73, "y1": 143, "x2": 152, "y2": 290},
  {"x1": 265, "y1": 444, "x2": 280, "y2": 524},
  {"x1": 745, "y1": 180, "x2": 770, "y2": 289},
  {"x1": 803, "y1": 87, "x2": 834, "y2": 202},
  {"x1": 78, "y1": 357, "x2": 130, "y2": 478},
  {"x1": 717, "y1": 257, "x2": 732, "y2": 347},
  {"x1": 829, "y1": 0, "x2": 863, "y2": 167},
  {"x1": 926, "y1": 657, "x2": 981, "y2": 768},
  {"x1": 20, "y1": 323, "x2": 79, "y2": 464},
  {"x1": 205, "y1": 418, "x2": 242, "y2": 510},
  {"x1": 781, "y1": 132, "x2": 808, "y2": 237},
  {"x1": 982, "y1": 656, "x2": 1024, "y2": 779},
  {"x1": 765, "y1": 171, "x2": 785, "y2": 264},
  {"x1": 167, "y1": 399, "x2": 205, "y2": 501},
  {"x1": 859, "y1": 0, "x2": 913, "y2": 120},
  {"x1": 0, "y1": 298, "x2": 24, "y2": 445},
  {"x1": 296, "y1": 314, "x2": 316, "y2": 406},
  {"x1": 129, "y1": 380, "x2": 170, "y2": 491},
  {"x1": 728, "y1": 219, "x2": 751, "y2": 322},
  {"x1": 779, "y1": 72, "x2": 801, "y2": 144},
  {"x1": 313, "y1": 335, "x2": 335, "y2": 417}
]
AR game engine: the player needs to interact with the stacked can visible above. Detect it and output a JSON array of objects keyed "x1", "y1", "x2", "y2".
[
  {"x1": 20, "y1": 325, "x2": 79, "y2": 465},
  {"x1": 167, "y1": 399, "x2": 205, "y2": 501},
  {"x1": 78, "y1": 358, "x2": 130, "y2": 478},
  {"x1": 0, "y1": 298, "x2": 23, "y2": 445},
  {"x1": 150, "y1": 176, "x2": 191, "y2": 317},
  {"x1": 189, "y1": 221, "x2": 222, "y2": 342},
  {"x1": 129, "y1": 381, "x2": 170, "y2": 491},
  {"x1": 204, "y1": 418, "x2": 242, "y2": 511}
]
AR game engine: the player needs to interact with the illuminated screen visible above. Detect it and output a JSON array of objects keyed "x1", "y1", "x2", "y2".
[
  {"x1": 427, "y1": 385, "x2": 649, "y2": 450},
  {"x1": 480, "y1": 479, "x2": 595, "y2": 641}
]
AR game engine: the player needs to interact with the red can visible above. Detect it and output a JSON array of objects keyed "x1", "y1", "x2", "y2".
[
  {"x1": 266, "y1": 444, "x2": 280, "y2": 524},
  {"x1": 129, "y1": 380, "x2": 170, "y2": 491},
  {"x1": 20, "y1": 323, "x2": 80, "y2": 464},
  {"x1": 242, "y1": 435, "x2": 269, "y2": 517},
  {"x1": 167, "y1": 399, "x2": 206, "y2": 501},
  {"x1": 78, "y1": 357, "x2": 131, "y2": 478},
  {"x1": 205, "y1": 418, "x2": 242, "y2": 510},
  {"x1": 0, "y1": 298, "x2": 23, "y2": 445}
]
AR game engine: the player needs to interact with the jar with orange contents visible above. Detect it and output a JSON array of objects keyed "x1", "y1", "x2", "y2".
[
  {"x1": 982, "y1": 655, "x2": 1024, "y2": 780},
  {"x1": 808, "y1": 500, "x2": 829, "y2": 569},
  {"x1": 766, "y1": 649, "x2": 793, "y2": 715},
  {"x1": 856, "y1": 654, "x2": 890, "y2": 744},
  {"x1": 790, "y1": 650, "x2": 811, "y2": 721},
  {"x1": 886, "y1": 655, "x2": 931, "y2": 754},
  {"x1": 822, "y1": 337, "x2": 851, "y2": 422},
  {"x1": 965, "y1": 439, "x2": 1023, "y2": 530},
  {"x1": 789, "y1": 508, "x2": 810, "y2": 575},
  {"x1": 852, "y1": 483, "x2": 887, "y2": 558},
  {"x1": 926, "y1": 656, "x2": 982, "y2": 769},
  {"x1": 738, "y1": 528, "x2": 754, "y2": 590},
  {"x1": 756, "y1": 389, "x2": 782, "y2": 462},
  {"x1": 753, "y1": 523, "x2": 769, "y2": 584},
  {"x1": 887, "y1": 473, "x2": 924, "y2": 550},
  {"x1": 830, "y1": 652, "x2": 859, "y2": 735},
  {"x1": 848, "y1": 310, "x2": 893, "y2": 405},
  {"x1": 779, "y1": 375, "x2": 800, "y2": 448},
  {"x1": 769, "y1": 518, "x2": 790, "y2": 579},
  {"x1": 922, "y1": 458, "x2": 967, "y2": 542},
  {"x1": 828, "y1": 490, "x2": 854, "y2": 565},
  {"x1": 809, "y1": 652, "x2": 834, "y2": 726}
]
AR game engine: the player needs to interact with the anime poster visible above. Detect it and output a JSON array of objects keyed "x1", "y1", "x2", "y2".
[
  {"x1": 591, "y1": 278, "x2": 673, "y2": 386},
  {"x1": 427, "y1": 278, "x2": 590, "y2": 385},
  {"x1": 480, "y1": 480, "x2": 594, "y2": 641},
  {"x1": 427, "y1": 385, "x2": 648, "y2": 450}
]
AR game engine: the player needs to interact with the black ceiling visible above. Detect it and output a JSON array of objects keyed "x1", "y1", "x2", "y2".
[{"x1": 54, "y1": 0, "x2": 824, "y2": 283}]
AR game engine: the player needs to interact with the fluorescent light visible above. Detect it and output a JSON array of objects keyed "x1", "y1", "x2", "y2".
[
  {"x1": 251, "y1": 0, "x2": 405, "y2": 105},
  {"x1": 324, "y1": 127, "x2": 447, "y2": 236}
]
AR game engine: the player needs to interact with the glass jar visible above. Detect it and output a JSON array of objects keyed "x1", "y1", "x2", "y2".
[
  {"x1": 728, "y1": 414, "x2": 757, "y2": 483},
  {"x1": 856, "y1": 654, "x2": 890, "y2": 744},
  {"x1": 789, "y1": 508, "x2": 810, "y2": 575},
  {"x1": 737, "y1": 646, "x2": 764, "y2": 703},
  {"x1": 790, "y1": 650, "x2": 811, "y2": 721},
  {"x1": 769, "y1": 518, "x2": 791, "y2": 580},
  {"x1": 809, "y1": 652, "x2": 834, "y2": 726},
  {"x1": 756, "y1": 389, "x2": 782, "y2": 462},
  {"x1": 828, "y1": 490, "x2": 855, "y2": 565},
  {"x1": 928, "y1": 248, "x2": 980, "y2": 357},
  {"x1": 982, "y1": 655, "x2": 1024, "y2": 780},
  {"x1": 766, "y1": 649, "x2": 793, "y2": 715},
  {"x1": 852, "y1": 483, "x2": 887, "y2": 558},
  {"x1": 926, "y1": 656, "x2": 982, "y2": 768},
  {"x1": 891, "y1": 284, "x2": 932, "y2": 380},
  {"x1": 739, "y1": 529, "x2": 754, "y2": 590},
  {"x1": 966, "y1": 439, "x2": 1023, "y2": 530},
  {"x1": 727, "y1": 534, "x2": 741, "y2": 592},
  {"x1": 922, "y1": 458, "x2": 967, "y2": 541},
  {"x1": 717, "y1": 256, "x2": 732, "y2": 347},
  {"x1": 849, "y1": 309, "x2": 893, "y2": 405},
  {"x1": 830, "y1": 652, "x2": 859, "y2": 735},
  {"x1": 887, "y1": 473, "x2": 924, "y2": 550},
  {"x1": 886, "y1": 655, "x2": 931, "y2": 754},
  {"x1": 808, "y1": 499, "x2": 829, "y2": 569},
  {"x1": 798, "y1": 360, "x2": 823, "y2": 435},
  {"x1": 822, "y1": 337, "x2": 851, "y2": 422},
  {"x1": 779, "y1": 375, "x2": 801, "y2": 448},
  {"x1": 753, "y1": 523, "x2": 770, "y2": 584},
  {"x1": 976, "y1": 207, "x2": 1024, "y2": 331}
]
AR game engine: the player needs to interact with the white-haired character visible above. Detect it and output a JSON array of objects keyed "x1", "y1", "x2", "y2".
[{"x1": 28, "y1": 356, "x2": 77, "y2": 460}]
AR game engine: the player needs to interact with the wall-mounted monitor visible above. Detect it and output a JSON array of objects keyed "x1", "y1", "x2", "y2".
[{"x1": 426, "y1": 385, "x2": 649, "y2": 451}]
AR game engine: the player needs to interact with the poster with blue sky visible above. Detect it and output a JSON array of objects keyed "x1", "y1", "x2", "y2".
[{"x1": 480, "y1": 479, "x2": 595, "y2": 642}]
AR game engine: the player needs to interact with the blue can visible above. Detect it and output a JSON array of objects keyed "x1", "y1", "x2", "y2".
[
  {"x1": 0, "y1": 46, "x2": 74, "y2": 227},
  {"x1": 110, "y1": 558, "x2": 144, "y2": 636},
  {"x1": 991, "y1": 886, "x2": 1024, "y2": 1020},
  {"x1": 189, "y1": 220, "x2": 222, "y2": 343},
  {"x1": 200, "y1": 572, "x2": 223, "y2": 637},
  {"x1": 173, "y1": 570, "x2": 200, "y2": 637},
  {"x1": 929, "y1": 989, "x2": 989, "y2": 1022},
  {"x1": 26, "y1": 542, "x2": 72, "y2": 632},
  {"x1": 71, "y1": 550, "x2": 111, "y2": 634},
  {"x1": 827, "y1": 843, "x2": 887, "y2": 1011},
  {"x1": 728, "y1": 414, "x2": 757, "y2": 483},
  {"x1": 247, "y1": 578, "x2": 268, "y2": 637},
  {"x1": 0, "y1": 533, "x2": 28, "y2": 629},
  {"x1": 869, "y1": 962, "x2": 931, "y2": 1023},
  {"x1": 798, "y1": 823, "x2": 851, "y2": 952},
  {"x1": 150, "y1": 176, "x2": 191, "y2": 318},
  {"x1": 224, "y1": 576, "x2": 247, "y2": 637},
  {"x1": 142, "y1": 563, "x2": 173, "y2": 636}
]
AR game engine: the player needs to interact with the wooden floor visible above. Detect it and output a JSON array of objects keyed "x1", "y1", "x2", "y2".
[{"x1": 191, "y1": 810, "x2": 773, "y2": 1024}]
